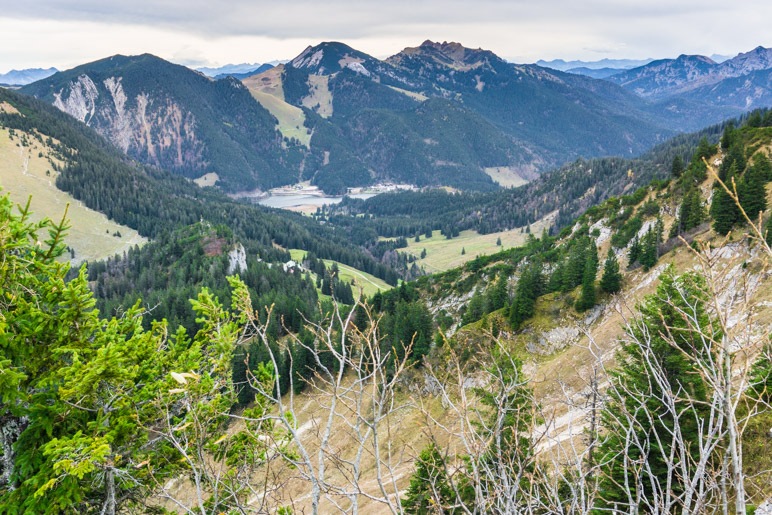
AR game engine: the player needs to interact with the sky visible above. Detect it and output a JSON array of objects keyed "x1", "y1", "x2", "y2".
[{"x1": 1, "y1": 0, "x2": 771, "y2": 73}]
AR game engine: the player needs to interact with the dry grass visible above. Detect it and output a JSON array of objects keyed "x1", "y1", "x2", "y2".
[
  {"x1": 386, "y1": 85, "x2": 428, "y2": 102},
  {"x1": 0, "y1": 101, "x2": 20, "y2": 115},
  {"x1": 302, "y1": 75, "x2": 333, "y2": 118},
  {"x1": 243, "y1": 65, "x2": 312, "y2": 147},
  {"x1": 0, "y1": 127, "x2": 145, "y2": 263},
  {"x1": 192, "y1": 172, "x2": 218, "y2": 187}
]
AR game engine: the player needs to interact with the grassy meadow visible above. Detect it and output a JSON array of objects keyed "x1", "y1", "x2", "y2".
[{"x1": 402, "y1": 214, "x2": 555, "y2": 273}]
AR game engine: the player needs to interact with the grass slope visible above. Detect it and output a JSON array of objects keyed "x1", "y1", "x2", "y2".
[
  {"x1": 243, "y1": 67, "x2": 312, "y2": 147},
  {"x1": 483, "y1": 166, "x2": 530, "y2": 188},
  {"x1": 289, "y1": 248, "x2": 391, "y2": 298},
  {"x1": 0, "y1": 128, "x2": 145, "y2": 263}
]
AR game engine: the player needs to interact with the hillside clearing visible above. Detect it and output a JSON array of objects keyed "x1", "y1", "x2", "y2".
[
  {"x1": 193, "y1": 172, "x2": 219, "y2": 187},
  {"x1": 289, "y1": 248, "x2": 392, "y2": 297},
  {"x1": 243, "y1": 67, "x2": 312, "y2": 147},
  {"x1": 483, "y1": 166, "x2": 530, "y2": 188},
  {"x1": 0, "y1": 128, "x2": 145, "y2": 263},
  {"x1": 302, "y1": 75, "x2": 333, "y2": 117}
]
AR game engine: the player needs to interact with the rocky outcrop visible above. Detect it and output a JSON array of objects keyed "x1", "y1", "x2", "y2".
[
  {"x1": 51, "y1": 75, "x2": 205, "y2": 173},
  {"x1": 227, "y1": 243, "x2": 248, "y2": 275}
]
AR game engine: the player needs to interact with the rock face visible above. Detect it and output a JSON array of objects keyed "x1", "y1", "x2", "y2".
[
  {"x1": 52, "y1": 74, "x2": 204, "y2": 168},
  {"x1": 227, "y1": 243, "x2": 248, "y2": 275}
]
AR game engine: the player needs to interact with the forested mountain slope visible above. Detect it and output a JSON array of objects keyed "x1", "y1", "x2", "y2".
[
  {"x1": 268, "y1": 40, "x2": 678, "y2": 192},
  {"x1": 20, "y1": 41, "x2": 759, "y2": 195},
  {"x1": 320, "y1": 113, "x2": 752, "y2": 243},
  {"x1": 20, "y1": 54, "x2": 303, "y2": 191}
]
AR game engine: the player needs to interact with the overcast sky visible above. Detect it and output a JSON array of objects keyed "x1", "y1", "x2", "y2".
[{"x1": 1, "y1": 0, "x2": 770, "y2": 72}]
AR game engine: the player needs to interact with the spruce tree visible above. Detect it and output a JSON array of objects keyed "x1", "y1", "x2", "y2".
[
  {"x1": 627, "y1": 236, "x2": 641, "y2": 268},
  {"x1": 738, "y1": 159, "x2": 768, "y2": 223},
  {"x1": 486, "y1": 274, "x2": 509, "y2": 312},
  {"x1": 0, "y1": 194, "x2": 270, "y2": 512},
  {"x1": 575, "y1": 242, "x2": 598, "y2": 311},
  {"x1": 600, "y1": 248, "x2": 622, "y2": 294},
  {"x1": 683, "y1": 188, "x2": 706, "y2": 231},
  {"x1": 576, "y1": 257, "x2": 597, "y2": 311},
  {"x1": 402, "y1": 443, "x2": 454, "y2": 513},
  {"x1": 671, "y1": 155, "x2": 684, "y2": 178},
  {"x1": 639, "y1": 228, "x2": 658, "y2": 270},
  {"x1": 509, "y1": 260, "x2": 543, "y2": 331},
  {"x1": 463, "y1": 290, "x2": 486, "y2": 325},
  {"x1": 710, "y1": 164, "x2": 741, "y2": 235},
  {"x1": 596, "y1": 271, "x2": 715, "y2": 511}
]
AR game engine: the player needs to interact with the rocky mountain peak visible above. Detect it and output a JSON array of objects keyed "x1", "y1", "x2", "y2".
[
  {"x1": 390, "y1": 40, "x2": 500, "y2": 71},
  {"x1": 674, "y1": 54, "x2": 717, "y2": 65},
  {"x1": 720, "y1": 45, "x2": 772, "y2": 75},
  {"x1": 288, "y1": 41, "x2": 376, "y2": 75}
]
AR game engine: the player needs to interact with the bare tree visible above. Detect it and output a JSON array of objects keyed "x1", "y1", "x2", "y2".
[{"x1": 238, "y1": 299, "x2": 415, "y2": 514}]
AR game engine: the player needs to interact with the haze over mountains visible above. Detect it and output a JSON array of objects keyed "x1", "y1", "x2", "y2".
[
  {"x1": 14, "y1": 40, "x2": 772, "y2": 195},
  {"x1": 0, "y1": 67, "x2": 58, "y2": 86}
]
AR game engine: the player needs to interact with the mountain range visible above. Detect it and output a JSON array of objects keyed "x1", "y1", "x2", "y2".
[
  {"x1": 536, "y1": 57, "x2": 654, "y2": 71},
  {"x1": 196, "y1": 61, "x2": 285, "y2": 77},
  {"x1": 14, "y1": 41, "x2": 772, "y2": 194},
  {"x1": 0, "y1": 67, "x2": 58, "y2": 86},
  {"x1": 609, "y1": 46, "x2": 772, "y2": 107}
]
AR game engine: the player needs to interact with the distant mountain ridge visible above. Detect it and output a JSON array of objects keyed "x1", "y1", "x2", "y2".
[
  {"x1": 213, "y1": 64, "x2": 274, "y2": 80},
  {"x1": 18, "y1": 41, "x2": 768, "y2": 195},
  {"x1": 0, "y1": 67, "x2": 58, "y2": 85},
  {"x1": 565, "y1": 67, "x2": 626, "y2": 79},
  {"x1": 196, "y1": 61, "x2": 284, "y2": 77},
  {"x1": 609, "y1": 46, "x2": 772, "y2": 106},
  {"x1": 536, "y1": 58, "x2": 653, "y2": 71}
]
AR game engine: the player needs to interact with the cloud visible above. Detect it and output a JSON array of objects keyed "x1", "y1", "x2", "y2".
[
  {"x1": 1, "y1": 1, "x2": 770, "y2": 70},
  {"x1": 1, "y1": 0, "x2": 765, "y2": 40}
]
